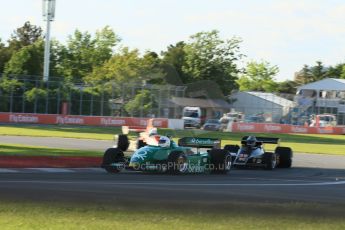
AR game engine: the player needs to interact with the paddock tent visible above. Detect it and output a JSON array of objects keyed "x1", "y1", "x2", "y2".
[
  {"x1": 296, "y1": 78, "x2": 345, "y2": 114},
  {"x1": 297, "y1": 78, "x2": 345, "y2": 91},
  {"x1": 229, "y1": 91, "x2": 295, "y2": 123}
]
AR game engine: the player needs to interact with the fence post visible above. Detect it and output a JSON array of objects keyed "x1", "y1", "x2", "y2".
[
  {"x1": 121, "y1": 83, "x2": 125, "y2": 116},
  {"x1": 68, "y1": 89, "x2": 72, "y2": 115},
  {"x1": 131, "y1": 86, "x2": 135, "y2": 117},
  {"x1": 57, "y1": 84, "x2": 61, "y2": 114},
  {"x1": 90, "y1": 91, "x2": 94, "y2": 116},
  {"x1": 150, "y1": 86, "x2": 153, "y2": 117},
  {"x1": 100, "y1": 87, "x2": 104, "y2": 116},
  {"x1": 22, "y1": 80, "x2": 26, "y2": 113},
  {"x1": 34, "y1": 80, "x2": 38, "y2": 113},
  {"x1": 140, "y1": 86, "x2": 143, "y2": 118},
  {"x1": 79, "y1": 88, "x2": 83, "y2": 115},
  {"x1": 9, "y1": 85, "x2": 13, "y2": 113},
  {"x1": 111, "y1": 83, "x2": 115, "y2": 116},
  {"x1": 158, "y1": 88, "x2": 161, "y2": 117},
  {"x1": 174, "y1": 87, "x2": 179, "y2": 118}
]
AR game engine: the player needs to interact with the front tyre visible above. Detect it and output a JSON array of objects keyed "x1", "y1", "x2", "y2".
[
  {"x1": 102, "y1": 148, "x2": 125, "y2": 173},
  {"x1": 209, "y1": 149, "x2": 232, "y2": 174},
  {"x1": 263, "y1": 152, "x2": 276, "y2": 170},
  {"x1": 275, "y1": 147, "x2": 293, "y2": 168},
  {"x1": 136, "y1": 139, "x2": 146, "y2": 149},
  {"x1": 117, "y1": 134, "x2": 129, "y2": 151}
]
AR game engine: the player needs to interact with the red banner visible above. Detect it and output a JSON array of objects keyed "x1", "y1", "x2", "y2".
[
  {"x1": 0, "y1": 113, "x2": 168, "y2": 128},
  {"x1": 231, "y1": 122, "x2": 345, "y2": 135},
  {"x1": 1, "y1": 113, "x2": 344, "y2": 134}
]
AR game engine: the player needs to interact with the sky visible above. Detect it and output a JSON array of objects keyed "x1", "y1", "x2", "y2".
[{"x1": 1, "y1": 0, "x2": 345, "y2": 81}]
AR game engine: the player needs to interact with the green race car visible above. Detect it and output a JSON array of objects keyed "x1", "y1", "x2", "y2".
[{"x1": 101, "y1": 135, "x2": 232, "y2": 174}]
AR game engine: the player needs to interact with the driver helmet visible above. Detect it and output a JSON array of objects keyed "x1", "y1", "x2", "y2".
[
  {"x1": 246, "y1": 136, "x2": 257, "y2": 147},
  {"x1": 158, "y1": 136, "x2": 170, "y2": 148}
]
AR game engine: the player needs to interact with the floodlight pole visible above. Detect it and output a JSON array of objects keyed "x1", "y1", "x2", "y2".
[
  {"x1": 43, "y1": 18, "x2": 51, "y2": 82},
  {"x1": 43, "y1": 0, "x2": 55, "y2": 82}
]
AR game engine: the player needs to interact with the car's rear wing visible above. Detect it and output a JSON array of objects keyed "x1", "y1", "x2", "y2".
[
  {"x1": 178, "y1": 137, "x2": 221, "y2": 149},
  {"x1": 241, "y1": 136, "x2": 280, "y2": 145}
]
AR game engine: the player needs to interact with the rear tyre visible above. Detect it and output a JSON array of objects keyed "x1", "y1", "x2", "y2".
[
  {"x1": 224, "y1": 144, "x2": 239, "y2": 162},
  {"x1": 117, "y1": 134, "x2": 129, "y2": 151},
  {"x1": 102, "y1": 148, "x2": 125, "y2": 173},
  {"x1": 263, "y1": 152, "x2": 276, "y2": 170},
  {"x1": 167, "y1": 151, "x2": 188, "y2": 174},
  {"x1": 209, "y1": 149, "x2": 232, "y2": 174},
  {"x1": 275, "y1": 147, "x2": 293, "y2": 168}
]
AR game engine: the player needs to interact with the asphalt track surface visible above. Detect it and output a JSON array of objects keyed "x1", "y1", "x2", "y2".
[
  {"x1": 0, "y1": 136, "x2": 345, "y2": 210},
  {"x1": 0, "y1": 167, "x2": 345, "y2": 210}
]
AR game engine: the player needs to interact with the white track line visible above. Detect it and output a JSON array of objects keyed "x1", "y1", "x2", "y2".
[
  {"x1": 0, "y1": 169, "x2": 19, "y2": 173},
  {"x1": 27, "y1": 168, "x2": 76, "y2": 173},
  {"x1": 76, "y1": 168, "x2": 105, "y2": 172},
  {"x1": 0, "y1": 168, "x2": 105, "y2": 173},
  {"x1": 1, "y1": 180, "x2": 345, "y2": 187}
]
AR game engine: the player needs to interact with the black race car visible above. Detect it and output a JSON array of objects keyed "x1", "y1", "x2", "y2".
[{"x1": 224, "y1": 136, "x2": 293, "y2": 170}]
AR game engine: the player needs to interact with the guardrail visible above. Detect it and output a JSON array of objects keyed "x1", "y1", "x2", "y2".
[
  {"x1": 0, "y1": 112, "x2": 168, "y2": 128},
  {"x1": 1, "y1": 112, "x2": 344, "y2": 134},
  {"x1": 229, "y1": 122, "x2": 345, "y2": 135}
]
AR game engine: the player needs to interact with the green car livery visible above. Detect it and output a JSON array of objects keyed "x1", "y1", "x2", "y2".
[{"x1": 101, "y1": 136, "x2": 231, "y2": 174}]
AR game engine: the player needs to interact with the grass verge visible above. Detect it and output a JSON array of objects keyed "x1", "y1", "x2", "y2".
[
  {"x1": 0, "y1": 125, "x2": 119, "y2": 140},
  {"x1": 0, "y1": 143, "x2": 102, "y2": 157},
  {"x1": 0, "y1": 201, "x2": 344, "y2": 230}
]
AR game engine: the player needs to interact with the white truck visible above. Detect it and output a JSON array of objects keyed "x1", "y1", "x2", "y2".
[{"x1": 182, "y1": 107, "x2": 202, "y2": 128}]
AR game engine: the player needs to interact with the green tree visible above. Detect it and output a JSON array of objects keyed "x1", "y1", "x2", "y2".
[
  {"x1": 142, "y1": 51, "x2": 164, "y2": 84},
  {"x1": 0, "y1": 21, "x2": 42, "y2": 74},
  {"x1": 124, "y1": 89, "x2": 156, "y2": 117},
  {"x1": 324, "y1": 63, "x2": 345, "y2": 79},
  {"x1": 4, "y1": 40, "x2": 44, "y2": 76},
  {"x1": 48, "y1": 39, "x2": 65, "y2": 78},
  {"x1": 0, "y1": 77, "x2": 23, "y2": 92},
  {"x1": 85, "y1": 47, "x2": 162, "y2": 85},
  {"x1": 237, "y1": 61, "x2": 279, "y2": 92},
  {"x1": 161, "y1": 41, "x2": 188, "y2": 84},
  {"x1": 24, "y1": 87, "x2": 47, "y2": 102},
  {"x1": 310, "y1": 61, "x2": 327, "y2": 81},
  {"x1": 326, "y1": 63, "x2": 344, "y2": 78},
  {"x1": 93, "y1": 26, "x2": 120, "y2": 66},
  {"x1": 8, "y1": 21, "x2": 43, "y2": 50},
  {"x1": 0, "y1": 77, "x2": 24, "y2": 112},
  {"x1": 295, "y1": 61, "x2": 328, "y2": 84},
  {"x1": 294, "y1": 64, "x2": 311, "y2": 85},
  {"x1": 56, "y1": 26, "x2": 120, "y2": 82},
  {"x1": 341, "y1": 65, "x2": 345, "y2": 79},
  {"x1": 182, "y1": 30, "x2": 243, "y2": 95},
  {"x1": 0, "y1": 39, "x2": 11, "y2": 73},
  {"x1": 276, "y1": 80, "x2": 299, "y2": 94}
]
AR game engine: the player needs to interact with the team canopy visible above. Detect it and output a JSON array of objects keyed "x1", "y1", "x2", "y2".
[{"x1": 297, "y1": 78, "x2": 345, "y2": 91}]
